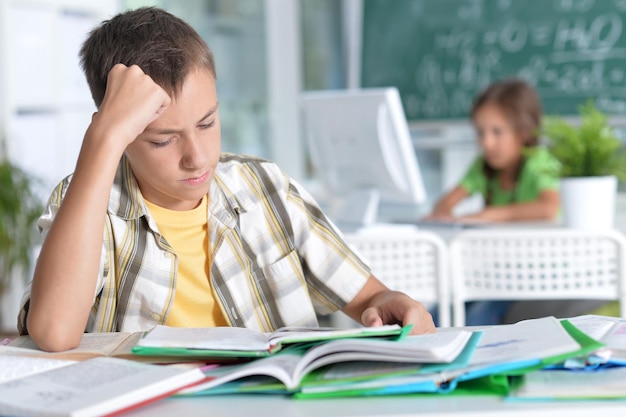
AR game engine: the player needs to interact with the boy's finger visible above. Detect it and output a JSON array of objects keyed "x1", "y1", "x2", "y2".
[{"x1": 361, "y1": 307, "x2": 384, "y2": 327}]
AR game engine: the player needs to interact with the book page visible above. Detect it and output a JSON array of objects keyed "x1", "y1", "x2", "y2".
[
  {"x1": 179, "y1": 330, "x2": 474, "y2": 395},
  {"x1": 178, "y1": 352, "x2": 304, "y2": 394},
  {"x1": 566, "y1": 315, "x2": 626, "y2": 360},
  {"x1": 309, "y1": 361, "x2": 423, "y2": 383},
  {"x1": 109, "y1": 332, "x2": 144, "y2": 358},
  {"x1": 8, "y1": 332, "x2": 135, "y2": 361},
  {"x1": 0, "y1": 357, "x2": 206, "y2": 417},
  {"x1": 599, "y1": 321, "x2": 626, "y2": 351},
  {"x1": 267, "y1": 324, "x2": 403, "y2": 346},
  {"x1": 469, "y1": 316, "x2": 580, "y2": 366},
  {"x1": 297, "y1": 329, "x2": 472, "y2": 372},
  {"x1": 511, "y1": 367, "x2": 626, "y2": 399},
  {"x1": 290, "y1": 330, "x2": 471, "y2": 384},
  {"x1": 566, "y1": 315, "x2": 619, "y2": 341},
  {"x1": 0, "y1": 353, "x2": 75, "y2": 383},
  {"x1": 136, "y1": 325, "x2": 270, "y2": 351}
]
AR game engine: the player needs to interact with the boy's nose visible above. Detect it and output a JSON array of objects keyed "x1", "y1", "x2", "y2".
[{"x1": 181, "y1": 135, "x2": 209, "y2": 169}]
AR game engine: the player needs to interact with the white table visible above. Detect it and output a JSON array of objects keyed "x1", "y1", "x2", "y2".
[{"x1": 124, "y1": 393, "x2": 626, "y2": 417}]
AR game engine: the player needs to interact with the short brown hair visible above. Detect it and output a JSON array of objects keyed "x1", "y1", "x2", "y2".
[
  {"x1": 471, "y1": 78, "x2": 542, "y2": 146},
  {"x1": 80, "y1": 7, "x2": 216, "y2": 108}
]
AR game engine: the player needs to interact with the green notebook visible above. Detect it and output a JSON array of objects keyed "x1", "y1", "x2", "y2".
[{"x1": 132, "y1": 324, "x2": 410, "y2": 358}]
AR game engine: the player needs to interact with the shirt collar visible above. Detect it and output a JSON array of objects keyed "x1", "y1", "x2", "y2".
[
  {"x1": 108, "y1": 154, "x2": 254, "y2": 228},
  {"x1": 109, "y1": 155, "x2": 147, "y2": 221}
]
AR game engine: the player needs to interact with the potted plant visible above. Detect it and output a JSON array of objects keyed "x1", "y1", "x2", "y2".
[
  {"x1": 0, "y1": 150, "x2": 43, "y2": 324},
  {"x1": 542, "y1": 101, "x2": 626, "y2": 229}
]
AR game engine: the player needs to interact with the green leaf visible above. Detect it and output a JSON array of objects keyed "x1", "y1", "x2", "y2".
[
  {"x1": 0, "y1": 158, "x2": 44, "y2": 295},
  {"x1": 542, "y1": 100, "x2": 626, "y2": 180}
]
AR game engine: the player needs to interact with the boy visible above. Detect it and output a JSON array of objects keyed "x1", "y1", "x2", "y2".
[{"x1": 18, "y1": 7, "x2": 434, "y2": 352}]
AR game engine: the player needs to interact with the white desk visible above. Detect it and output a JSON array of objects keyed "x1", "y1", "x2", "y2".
[{"x1": 125, "y1": 394, "x2": 626, "y2": 417}]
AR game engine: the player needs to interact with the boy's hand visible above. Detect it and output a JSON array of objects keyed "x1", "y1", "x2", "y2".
[
  {"x1": 360, "y1": 290, "x2": 436, "y2": 335},
  {"x1": 91, "y1": 64, "x2": 171, "y2": 147},
  {"x1": 343, "y1": 276, "x2": 436, "y2": 335}
]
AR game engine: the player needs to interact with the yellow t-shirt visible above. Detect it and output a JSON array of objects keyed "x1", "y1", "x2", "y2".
[{"x1": 145, "y1": 195, "x2": 228, "y2": 327}]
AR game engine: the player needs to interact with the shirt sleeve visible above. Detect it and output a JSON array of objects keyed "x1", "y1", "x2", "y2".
[
  {"x1": 459, "y1": 157, "x2": 487, "y2": 196},
  {"x1": 524, "y1": 148, "x2": 561, "y2": 193},
  {"x1": 283, "y1": 174, "x2": 372, "y2": 315}
]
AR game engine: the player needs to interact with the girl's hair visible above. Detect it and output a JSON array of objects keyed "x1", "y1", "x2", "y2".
[
  {"x1": 471, "y1": 78, "x2": 542, "y2": 147},
  {"x1": 471, "y1": 79, "x2": 542, "y2": 205},
  {"x1": 79, "y1": 7, "x2": 216, "y2": 109}
]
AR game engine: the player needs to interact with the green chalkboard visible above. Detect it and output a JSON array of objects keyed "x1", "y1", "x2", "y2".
[{"x1": 362, "y1": 0, "x2": 626, "y2": 121}]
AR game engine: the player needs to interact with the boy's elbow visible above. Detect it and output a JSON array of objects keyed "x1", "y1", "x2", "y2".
[{"x1": 26, "y1": 316, "x2": 83, "y2": 352}]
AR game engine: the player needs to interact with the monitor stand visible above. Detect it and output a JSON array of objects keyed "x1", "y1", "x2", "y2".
[{"x1": 332, "y1": 188, "x2": 380, "y2": 233}]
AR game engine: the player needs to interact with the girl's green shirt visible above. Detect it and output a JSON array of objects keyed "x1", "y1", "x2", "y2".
[{"x1": 460, "y1": 147, "x2": 561, "y2": 206}]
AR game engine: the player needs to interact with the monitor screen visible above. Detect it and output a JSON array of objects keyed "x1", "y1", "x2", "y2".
[{"x1": 300, "y1": 87, "x2": 426, "y2": 228}]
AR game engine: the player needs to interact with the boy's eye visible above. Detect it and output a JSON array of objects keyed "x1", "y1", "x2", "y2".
[
  {"x1": 151, "y1": 139, "x2": 172, "y2": 148},
  {"x1": 199, "y1": 120, "x2": 215, "y2": 129}
]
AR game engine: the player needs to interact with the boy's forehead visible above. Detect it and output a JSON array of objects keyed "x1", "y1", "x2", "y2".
[
  {"x1": 162, "y1": 67, "x2": 216, "y2": 97},
  {"x1": 143, "y1": 69, "x2": 218, "y2": 133}
]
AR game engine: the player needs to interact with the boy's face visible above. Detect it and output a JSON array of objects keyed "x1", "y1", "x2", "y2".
[
  {"x1": 125, "y1": 68, "x2": 221, "y2": 211},
  {"x1": 473, "y1": 103, "x2": 523, "y2": 171}
]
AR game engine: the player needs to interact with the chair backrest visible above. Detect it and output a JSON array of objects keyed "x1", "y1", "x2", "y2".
[
  {"x1": 449, "y1": 229, "x2": 626, "y2": 326},
  {"x1": 344, "y1": 227, "x2": 450, "y2": 327}
]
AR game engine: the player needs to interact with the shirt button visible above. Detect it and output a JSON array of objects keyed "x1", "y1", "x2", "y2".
[
  {"x1": 164, "y1": 252, "x2": 172, "y2": 258},
  {"x1": 151, "y1": 313, "x2": 161, "y2": 321}
]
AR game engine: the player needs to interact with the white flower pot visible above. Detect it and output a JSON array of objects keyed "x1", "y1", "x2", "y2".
[{"x1": 559, "y1": 176, "x2": 617, "y2": 230}]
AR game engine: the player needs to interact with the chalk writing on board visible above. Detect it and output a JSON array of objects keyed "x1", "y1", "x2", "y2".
[{"x1": 362, "y1": 0, "x2": 626, "y2": 120}]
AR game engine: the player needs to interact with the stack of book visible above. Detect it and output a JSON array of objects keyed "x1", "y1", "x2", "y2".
[{"x1": 2, "y1": 314, "x2": 625, "y2": 416}]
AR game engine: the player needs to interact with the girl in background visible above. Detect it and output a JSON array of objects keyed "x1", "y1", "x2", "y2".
[
  {"x1": 428, "y1": 78, "x2": 560, "y2": 223},
  {"x1": 428, "y1": 78, "x2": 561, "y2": 325}
]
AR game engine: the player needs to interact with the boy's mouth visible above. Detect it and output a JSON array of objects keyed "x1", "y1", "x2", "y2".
[{"x1": 182, "y1": 171, "x2": 210, "y2": 185}]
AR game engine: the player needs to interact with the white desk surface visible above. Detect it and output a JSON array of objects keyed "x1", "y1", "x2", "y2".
[{"x1": 125, "y1": 393, "x2": 626, "y2": 417}]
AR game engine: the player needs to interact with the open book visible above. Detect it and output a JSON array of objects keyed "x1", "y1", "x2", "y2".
[
  {"x1": 176, "y1": 329, "x2": 474, "y2": 394},
  {"x1": 507, "y1": 315, "x2": 626, "y2": 401},
  {"x1": 0, "y1": 352, "x2": 76, "y2": 383},
  {"x1": 132, "y1": 324, "x2": 408, "y2": 358},
  {"x1": 297, "y1": 316, "x2": 587, "y2": 398},
  {"x1": 0, "y1": 356, "x2": 207, "y2": 417},
  {"x1": 8, "y1": 324, "x2": 405, "y2": 362},
  {"x1": 566, "y1": 314, "x2": 626, "y2": 364},
  {"x1": 8, "y1": 332, "x2": 147, "y2": 362}
]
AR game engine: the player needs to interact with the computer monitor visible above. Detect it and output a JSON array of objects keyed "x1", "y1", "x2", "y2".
[{"x1": 300, "y1": 87, "x2": 427, "y2": 229}]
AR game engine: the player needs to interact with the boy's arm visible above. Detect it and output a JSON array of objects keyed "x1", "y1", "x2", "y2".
[
  {"x1": 341, "y1": 275, "x2": 436, "y2": 335},
  {"x1": 26, "y1": 65, "x2": 171, "y2": 352},
  {"x1": 460, "y1": 189, "x2": 560, "y2": 222}
]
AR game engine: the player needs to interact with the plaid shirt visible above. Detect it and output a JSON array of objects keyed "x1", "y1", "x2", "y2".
[{"x1": 18, "y1": 153, "x2": 371, "y2": 334}]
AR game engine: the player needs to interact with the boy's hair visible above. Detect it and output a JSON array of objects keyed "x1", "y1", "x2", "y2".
[
  {"x1": 471, "y1": 78, "x2": 542, "y2": 147},
  {"x1": 80, "y1": 7, "x2": 216, "y2": 108}
]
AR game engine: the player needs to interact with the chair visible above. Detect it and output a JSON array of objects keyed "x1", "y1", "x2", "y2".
[
  {"x1": 340, "y1": 226, "x2": 451, "y2": 327},
  {"x1": 449, "y1": 229, "x2": 626, "y2": 326}
]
